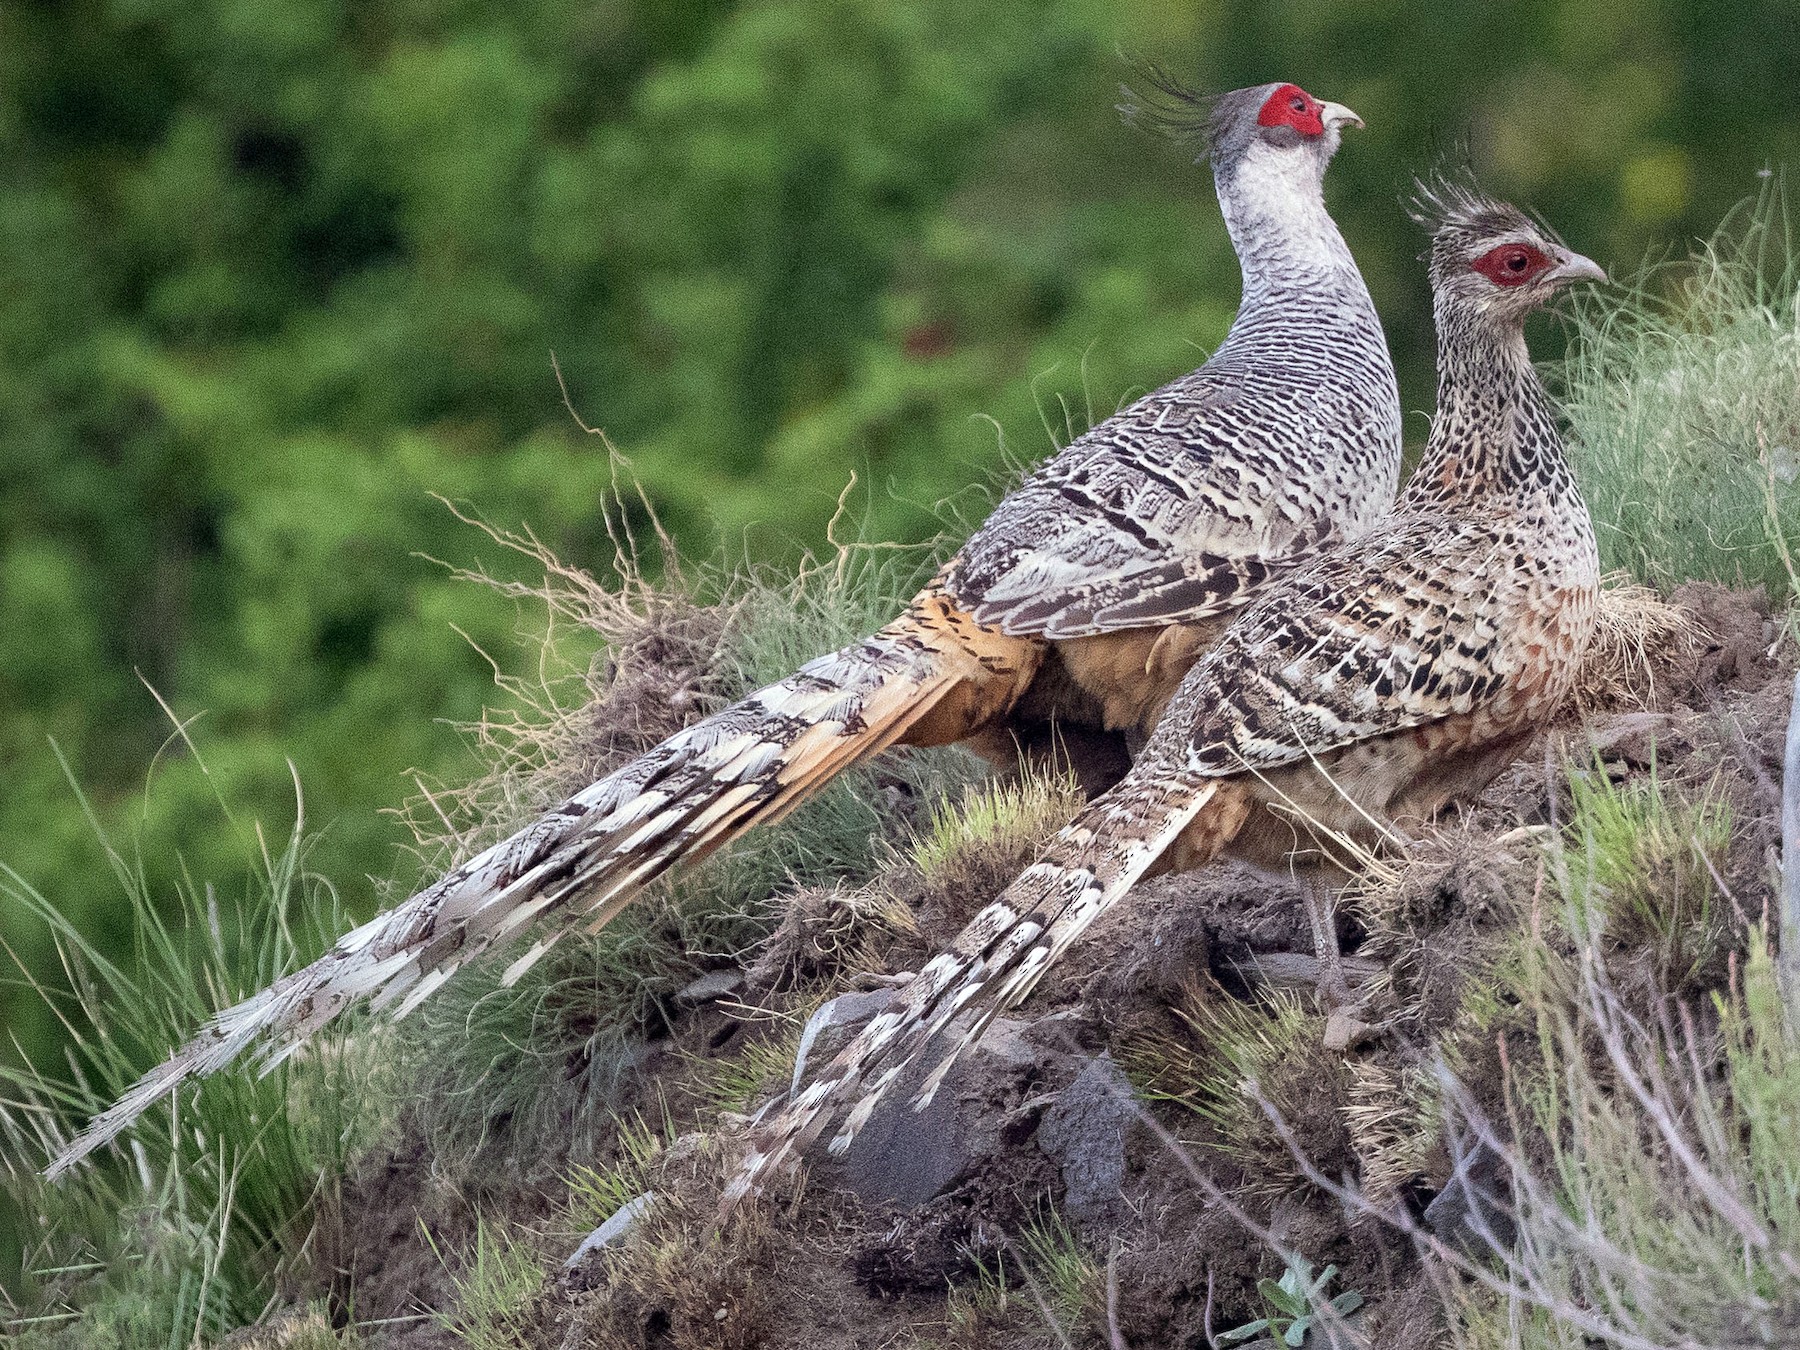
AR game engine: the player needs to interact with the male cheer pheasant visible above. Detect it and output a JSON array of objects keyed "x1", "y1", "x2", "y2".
[
  {"x1": 728, "y1": 181, "x2": 1606, "y2": 1203},
  {"x1": 51, "y1": 80, "x2": 1399, "y2": 1176}
]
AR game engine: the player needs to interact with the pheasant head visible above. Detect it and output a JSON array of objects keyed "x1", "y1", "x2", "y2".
[
  {"x1": 1412, "y1": 177, "x2": 1607, "y2": 328},
  {"x1": 1121, "y1": 73, "x2": 1369, "y2": 286}
]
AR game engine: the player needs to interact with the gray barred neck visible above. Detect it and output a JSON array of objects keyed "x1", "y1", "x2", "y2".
[
  {"x1": 1408, "y1": 304, "x2": 1580, "y2": 507},
  {"x1": 1217, "y1": 168, "x2": 1366, "y2": 310}
]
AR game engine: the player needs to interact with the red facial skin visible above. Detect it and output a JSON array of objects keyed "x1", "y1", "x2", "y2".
[
  {"x1": 1257, "y1": 83, "x2": 1326, "y2": 138},
  {"x1": 1471, "y1": 242, "x2": 1554, "y2": 288}
]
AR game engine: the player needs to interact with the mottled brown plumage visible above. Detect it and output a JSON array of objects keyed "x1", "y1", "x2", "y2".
[
  {"x1": 726, "y1": 182, "x2": 1606, "y2": 1206},
  {"x1": 48, "y1": 81, "x2": 1401, "y2": 1179}
]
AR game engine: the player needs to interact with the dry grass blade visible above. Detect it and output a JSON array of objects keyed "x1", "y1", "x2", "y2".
[
  {"x1": 1779, "y1": 671, "x2": 1800, "y2": 1011},
  {"x1": 1567, "y1": 576, "x2": 1707, "y2": 716}
]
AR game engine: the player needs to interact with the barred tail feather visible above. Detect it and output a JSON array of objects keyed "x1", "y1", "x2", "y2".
[
  {"x1": 47, "y1": 597, "x2": 1023, "y2": 1180},
  {"x1": 723, "y1": 774, "x2": 1227, "y2": 1211}
]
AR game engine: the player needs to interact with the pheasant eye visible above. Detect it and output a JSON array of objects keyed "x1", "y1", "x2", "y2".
[
  {"x1": 1291, "y1": 96, "x2": 1307, "y2": 112},
  {"x1": 1471, "y1": 242, "x2": 1551, "y2": 287}
]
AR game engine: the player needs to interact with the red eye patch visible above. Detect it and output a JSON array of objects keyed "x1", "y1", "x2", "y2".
[
  {"x1": 1472, "y1": 242, "x2": 1553, "y2": 287},
  {"x1": 1257, "y1": 83, "x2": 1325, "y2": 138}
]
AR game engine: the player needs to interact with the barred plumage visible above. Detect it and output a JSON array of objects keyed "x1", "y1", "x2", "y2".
[
  {"x1": 48, "y1": 81, "x2": 1401, "y2": 1179},
  {"x1": 726, "y1": 182, "x2": 1605, "y2": 1207}
]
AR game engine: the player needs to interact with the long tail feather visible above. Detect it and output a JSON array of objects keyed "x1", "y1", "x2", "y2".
[
  {"x1": 48, "y1": 588, "x2": 1034, "y2": 1179},
  {"x1": 723, "y1": 771, "x2": 1241, "y2": 1210}
]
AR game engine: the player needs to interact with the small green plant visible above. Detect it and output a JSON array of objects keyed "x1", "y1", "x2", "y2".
[
  {"x1": 909, "y1": 766, "x2": 1082, "y2": 897},
  {"x1": 424, "y1": 1216, "x2": 542, "y2": 1350},
  {"x1": 1218, "y1": 1256, "x2": 1363, "y2": 1347}
]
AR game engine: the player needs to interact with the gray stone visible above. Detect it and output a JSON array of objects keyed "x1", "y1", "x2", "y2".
[
  {"x1": 1036, "y1": 1053, "x2": 1138, "y2": 1228},
  {"x1": 789, "y1": 988, "x2": 899, "y2": 1093},
  {"x1": 810, "y1": 1015, "x2": 1045, "y2": 1210},
  {"x1": 1425, "y1": 1136, "x2": 1517, "y2": 1256},
  {"x1": 563, "y1": 1191, "x2": 656, "y2": 1269},
  {"x1": 675, "y1": 969, "x2": 745, "y2": 1007}
]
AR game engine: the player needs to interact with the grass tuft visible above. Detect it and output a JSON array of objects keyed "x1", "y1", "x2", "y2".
[
  {"x1": 425, "y1": 1215, "x2": 542, "y2": 1350},
  {"x1": 572, "y1": 1182, "x2": 777, "y2": 1350},
  {"x1": 0, "y1": 766, "x2": 392, "y2": 1346},
  {"x1": 1561, "y1": 180, "x2": 1800, "y2": 598},
  {"x1": 1559, "y1": 762, "x2": 1737, "y2": 994},
  {"x1": 561, "y1": 1111, "x2": 667, "y2": 1237},
  {"x1": 1121, "y1": 982, "x2": 1346, "y2": 1193},
  {"x1": 680, "y1": 1022, "x2": 807, "y2": 1120},
  {"x1": 908, "y1": 765, "x2": 1082, "y2": 923},
  {"x1": 936, "y1": 1207, "x2": 1101, "y2": 1348}
]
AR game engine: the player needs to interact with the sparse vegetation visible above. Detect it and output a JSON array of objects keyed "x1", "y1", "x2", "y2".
[
  {"x1": 1559, "y1": 761, "x2": 1737, "y2": 992},
  {"x1": 1436, "y1": 902, "x2": 1800, "y2": 1347},
  {"x1": 569, "y1": 1183, "x2": 777, "y2": 1350},
  {"x1": 561, "y1": 1112, "x2": 668, "y2": 1239},
  {"x1": 934, "y1": 1208, "x2": 1101, "y2": 1349}
]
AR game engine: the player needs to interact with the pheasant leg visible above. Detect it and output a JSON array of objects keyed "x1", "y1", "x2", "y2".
[{"x1": 1306, "y1": 880, "x2": 1373, "y2": 1051}]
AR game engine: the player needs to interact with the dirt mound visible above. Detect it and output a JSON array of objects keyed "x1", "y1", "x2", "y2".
[{"x1": 315, "y1": 584, "x2": 1792, "y2": 1349}]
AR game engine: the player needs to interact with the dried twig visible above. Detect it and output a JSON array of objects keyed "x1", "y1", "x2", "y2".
[
  {"x1": 1106, "y1": 1239, "x2": 1129, "y2": 1350},
  {"x1": 1780, "y1": 671, "x2": 1800, "y2": 1014}
]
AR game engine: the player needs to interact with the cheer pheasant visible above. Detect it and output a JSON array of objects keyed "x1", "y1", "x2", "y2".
[
  {"x1": 728, "y1": 181, "x2": 1606, "y2": 1202},
  {"x1": 51, "y1": 79, "x2": 1400, "y2": 1176}
]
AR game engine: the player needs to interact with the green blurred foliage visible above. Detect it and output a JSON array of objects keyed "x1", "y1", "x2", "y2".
[{"x1": 2, "y1": 0, "x2": 1798, "y2": 1147}]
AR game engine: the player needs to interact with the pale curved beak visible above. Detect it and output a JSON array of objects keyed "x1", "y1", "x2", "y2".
[
  {"x1": 1548, "y1": 252, "x2": 1608, "y2": 286},
  {"x1": 1320, "y1": 101, "x2": 1364, "y2": 131}
]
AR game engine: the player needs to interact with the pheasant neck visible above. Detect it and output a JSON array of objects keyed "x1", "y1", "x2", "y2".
[
  {"x1": 1217, "y1": 171, "x2": 1366, "y2": 309},
  {"x1": 1408, "y1": 303, "x2": 1579, "y2": 509}
]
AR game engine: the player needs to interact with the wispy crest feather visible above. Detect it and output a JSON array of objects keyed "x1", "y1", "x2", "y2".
[
  {"x1": 1116, "y1": 62, "x2": 1221, "y2": 145},
  {"x1": 1408, "y1": 171, "x2": 1536, "y2": 240}
]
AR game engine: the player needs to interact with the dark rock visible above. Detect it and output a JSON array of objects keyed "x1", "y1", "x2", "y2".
[
  {"x1": 1424, "y1": 1136, "x2": 1517, "y2": 1256},
  {"x1": 1036, "y1": 1053, "x2": 1139, "y2": 1229},
  {"x1": 810, "y1": 1014, "x2": 1078, "y2": 1210},
  {"x1": 789, "y1": 988, "x2": 899, "y2": 1091}
]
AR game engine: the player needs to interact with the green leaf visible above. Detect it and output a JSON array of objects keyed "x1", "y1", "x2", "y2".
[
  {"x1": 1258, "y1": 1276, "x2": 1304, "y2": 1316},
  {"x1": 1218, "y1": 1319, "x2": 1271, "y2": 1344}
]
